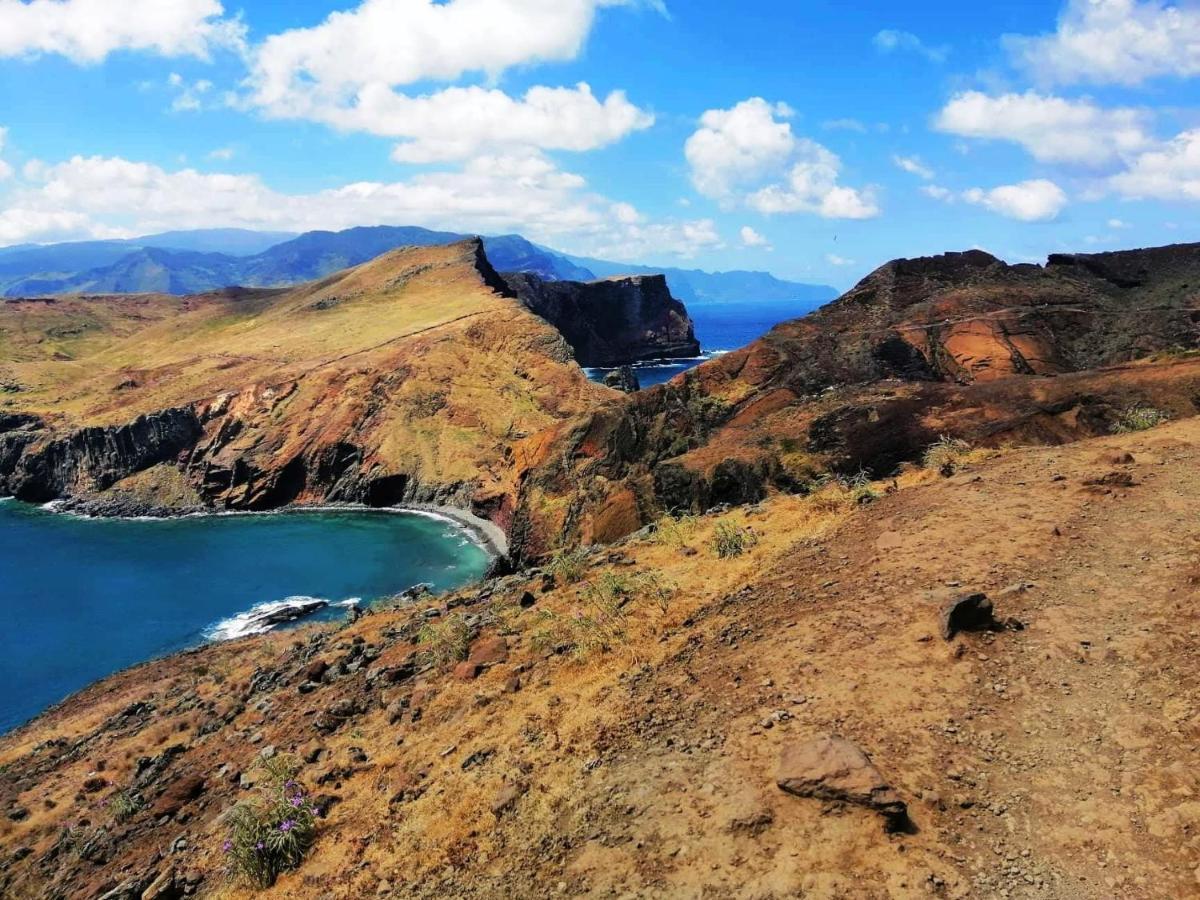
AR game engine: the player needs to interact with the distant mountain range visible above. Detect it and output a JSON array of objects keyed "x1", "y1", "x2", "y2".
[{"x1": 0, "y1": 226, "x2": 835, "y2": 305}]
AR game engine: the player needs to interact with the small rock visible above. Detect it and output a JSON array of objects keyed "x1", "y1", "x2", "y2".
[
  {"x1": 776, "y1": 734, "x2": 908, "y2": 831},
  {"x1": 940, "y1": 593, "x2": 995, "y2": 640}
]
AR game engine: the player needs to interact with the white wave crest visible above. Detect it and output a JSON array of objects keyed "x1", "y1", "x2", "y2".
[{"x1": 205, "y1": 596, "x2": 332, "y2": 642}]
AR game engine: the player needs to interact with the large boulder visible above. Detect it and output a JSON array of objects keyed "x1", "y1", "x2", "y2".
[{"x1": 776, "y1": 735, "x2": 907, "y2": 830}]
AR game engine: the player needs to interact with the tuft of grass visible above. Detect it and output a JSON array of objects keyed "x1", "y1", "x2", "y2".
[
  {"x1": 547, "y1": 548, "x2": 589, "y2": 585},
  {"x1": 224, "y1": 755, "x2": 318, "y2": 890},
  {"x1": 417, "y1": 613, "x2": 472, "y2": 668},
  {"x1": 107, "y1": 789, "x2": 143, "y2": 824},
  {"x1": 843, "y1": 470, "x2": 879, "y2": 505},
  {"x1": 711, "y1": 521, "x2": 759, "y2": 559},
  {"x1": 655, "y1": 512, "x2": 699, "y2": 549},
  {"x1": 1113, "y1": 403, "x2": 1170, "y2": 434},
  {"x1": 923, "y1": 436, "x2": 972, "y2": 476}
]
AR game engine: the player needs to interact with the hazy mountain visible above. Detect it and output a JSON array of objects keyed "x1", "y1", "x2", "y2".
[
  {"x1": 565, "y1": 253, "x2": 837, "y2": 305},
  {"x1": 0, "y1": 226, "x2": 832, "y2": 304}
]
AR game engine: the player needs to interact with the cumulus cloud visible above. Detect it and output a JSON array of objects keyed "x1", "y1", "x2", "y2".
[
  {"x1": 0, "y1": 147, "x2": 721, "y2": 260},
  {"x1": 0, "y1": 0, "x2": 244, "y2": 63},
  {"x1": 1005, "y1": 0, "x2": 1200, "y2": 86},
  {"x1": 167, "y1": 72, "x2": 214, "y2": 112},
  {"x1": 921, "y1": 184, "x2": 954, "y2": 201},
  {"x1": 1108, "y1": 128, "x2": 1200, "y2": 200},
  {"x1": 873, "y1": 29, "x2": 948, "y2": 63},
  {"x1": 962, "y1": 179, "x2": 1068, "y2": 221},
  {"x1": 739, "y1": 225, "x2": 771, "y2": 248},
  {"x1": 685, "y1": 98, "x2": 879, "y2": 219},
  {"x1": 892, "y1": 154, "x2": 934, "y2": 179},
  {"x1": 684, "y1": 98, "x2": 797, "y2": 199},
  {"x1": 935, "y1": 90, "x2": 1152, "y2": 167},
  {"x1": 245, "y1": 0, "x2": 657, "y2": 161},
  {"x1": 825, "y1": 253, "x2": 855, "y2": 266}
]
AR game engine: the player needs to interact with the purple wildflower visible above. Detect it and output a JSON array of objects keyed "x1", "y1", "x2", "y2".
[
  {"x1": 290, "y1": 796, "x2": 304, "y2": 808},
  {"x1": 222, "y1": 840, "x2": 233, "y2": 853},
  {"x1": 279, "y1": 819, "x2": 295, "y2": 833},
  {"x1": 255, "y1": 841, "x2": 265, "y2": 851}
]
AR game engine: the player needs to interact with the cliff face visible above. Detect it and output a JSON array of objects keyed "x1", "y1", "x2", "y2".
[
  {"x1": 0, "y1": 239, "x2": 609, "y2": 525},
  {"x1": 502, "y1": 272, "x2": 700, "y2": 367},
  {"x1": 506, "y1": 242, "x2": 1200, "y2": 561}
]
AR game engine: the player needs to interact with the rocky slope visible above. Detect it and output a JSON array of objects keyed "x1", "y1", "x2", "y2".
[
  {"x1": 502, "y1": 272, "x2": 701, "y2": 367},
  {"x1": 505, "y1": 243, "x2": 1200, "y2": 561},
  {"x1": 1, "y1": 419, "x2": 1197, "y2": 899},
  {"x1": 0, "y1": 239, "x2": 610, "y2": 523}
]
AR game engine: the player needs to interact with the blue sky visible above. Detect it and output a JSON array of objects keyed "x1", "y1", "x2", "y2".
[{"x1": 0, "y1": 0, "x2": 1197, "y2": 288}]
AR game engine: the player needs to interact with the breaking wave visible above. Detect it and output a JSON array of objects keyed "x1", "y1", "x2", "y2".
[{"x1": 205, "y1": 595, "x2": 361, "y2": 642}]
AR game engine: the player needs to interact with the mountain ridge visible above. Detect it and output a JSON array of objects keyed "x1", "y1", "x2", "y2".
[{"x1": 0, "y1": 226, "x2": 831, "y2": 305}]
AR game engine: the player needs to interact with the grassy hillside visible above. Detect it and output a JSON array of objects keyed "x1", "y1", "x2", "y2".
[{"x1": 0, "y1": 239, "x2": 610, "y2": 515}]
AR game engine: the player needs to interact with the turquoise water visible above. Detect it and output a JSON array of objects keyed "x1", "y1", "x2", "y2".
[{"x1": 0, "y1": 501, "x2": 491, "y2": 734}]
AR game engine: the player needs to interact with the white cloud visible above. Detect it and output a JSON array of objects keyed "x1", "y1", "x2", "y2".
[
  {"x1": 739, "y1": 225, "x2": 771, "y2": 249},
  {"x1": 892, "y1": 154, "x2": 934, "y2": 179},
  {"x1": 330, "y1": 84, "x2": 651, "y2": 163},
  {"x1": 963, "y1": 179, "x2": 1068, "y2": 221},
  {"x1": 873, "y1": 29, "x2": 948, "y2": 63},
  {"x1": 207, "y1": 146, "x2": 235, "y2": 161},
  {"x1": 823, "y1": 118, "x2": 867, "y2": 133},
  {"x1": 1006, "y1": 0, "x2": 1200, "y2": 86},
  {"x1": 935, "y1": 90, "x2": 1152, "y2": 168},
  {"x1": 1108, "y1": 128, "x2": 1200, "y2": 201},
  {"x1": 684, "y1": 98, "x2": 797, "y2": 199},
  {"x1": 167, "y1": 72, "x2": 214, "y2": 112},
  {"x1": 0, "y1": 126, "x2": 10, "y2": 180},
  {"x1": 825, "y1": 253, "x2": 855, "y2": 266},
  {"x1": 685, "y1": 98, "x2": 879, "y2": 219},
  {"x1": 0, "y1": 0, "x2": 244, "y2": 63},
  {"x1": 0, "y1": 147, "x2": 721, "y2": 260},
  {"x1": 1107, "y1": 217, "x2": 1129, "y2": 228},
  {"x1": 921, "y1": 184, "x2": 954, "y2": 201},
  {"x1": 244, "y1": 0, "x2": 657, "y2": 161}
]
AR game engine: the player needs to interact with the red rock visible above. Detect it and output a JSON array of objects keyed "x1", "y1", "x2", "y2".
[
  {"x1": 467, "y1": 635, "x2": 509, "y2": 669},
  {"x1": 151, "y1": 775, "x2": 206, "y2": 817}
]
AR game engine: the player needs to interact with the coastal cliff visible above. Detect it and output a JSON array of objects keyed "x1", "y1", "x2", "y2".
[
  {"x1": 0, "y1": 239, "x2": 609, "y2": 526},
  {"x1": 502, "y1": 272, "x2": 700, "y2": 367}
]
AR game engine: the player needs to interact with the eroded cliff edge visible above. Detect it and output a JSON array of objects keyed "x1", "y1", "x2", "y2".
[{"x1": 502, "y1": 271, "x2": 700, "y2": 367}]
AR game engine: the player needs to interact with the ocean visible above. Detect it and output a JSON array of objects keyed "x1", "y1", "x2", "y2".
[
  {"x1": 0, "y1": 501, "x2": 491, "y2": 734},
  {"x1": 587, "y1": 297, "x2": 821, "y2": 388}
]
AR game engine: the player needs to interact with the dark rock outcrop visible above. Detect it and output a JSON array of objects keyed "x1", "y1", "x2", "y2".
[
  {"x1": 502, "y1": 272, "x2": 700, "y2": 367},
  {"x1": 602, "y1": 366, "x2": 642, "y2": 393},
  {"x1": 0, "y1": 408, "x2": 203, "y2": 503}
]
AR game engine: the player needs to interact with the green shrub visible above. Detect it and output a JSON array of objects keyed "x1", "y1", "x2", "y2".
[
  {"x1": 711, "y1": 521, "x2": 758, "y2": 559},
  {"x1": 632, "y1": 571, "x2": 676, "y2": 613},
  {"x1": 224, "y1": 755, "x2": 317, "y2": 889},
  {"x1": 417, "y1": 613, "x2": 472, "y2": 667},
  {"x1": 923, "y1": 436, "x2": 971, "y2": 476},
  {"x1": 1113, "y1": 403, "x2": 1170, "y2": 433},
  {"x1": 547, "y1": 548, "x2": 589, "y2": 584},
  {"x1": 107, "y1": 789, "x2": 143, "y2": 823}
]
